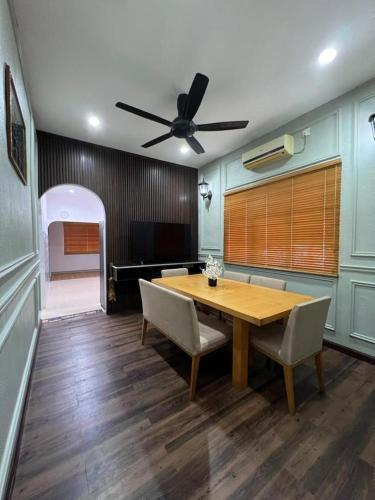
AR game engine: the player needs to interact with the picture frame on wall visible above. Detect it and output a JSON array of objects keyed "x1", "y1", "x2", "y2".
[{"x1": 5, "y1": 64, "x2": 27, "y2": 185}]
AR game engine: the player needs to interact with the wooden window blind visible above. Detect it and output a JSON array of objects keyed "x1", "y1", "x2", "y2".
[
  {"x1": 224, "y1": 161, "x2": 341, "y2": 276},
  {"x1": 63, "y1": 222, "x2": 100, "y2": 255}
]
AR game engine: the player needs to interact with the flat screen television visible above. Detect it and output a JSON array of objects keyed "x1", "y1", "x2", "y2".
[{"x1": 131, "y1": 221, "x2": 192, "y2": 264}]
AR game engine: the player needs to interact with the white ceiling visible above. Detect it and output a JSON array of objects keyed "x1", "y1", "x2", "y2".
[{"x1": 12, "y1": 0, "x2": 375, "y2": 168}]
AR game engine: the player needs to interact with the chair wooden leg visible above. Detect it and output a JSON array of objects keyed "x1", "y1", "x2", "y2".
[
  {"x1": 283, "y1": 365, "x2": 296, "y2": 415},
  {"x1": 315, "y1": 352, "x2": 325, "y2": 393},
  {"x1": 190, "y1": 355, "x2": 200, "y2": 400},
  {"x1": 141, "y1": 318, "x2": 148, "y2": 345}
]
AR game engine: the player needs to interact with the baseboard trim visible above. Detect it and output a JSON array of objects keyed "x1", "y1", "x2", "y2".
[
  {"x1": 324, "y1": 339, "x2": 375, "y2": 365},
  {"x1": 2, "y1": 320, "x2": 41, "y2": 500}
]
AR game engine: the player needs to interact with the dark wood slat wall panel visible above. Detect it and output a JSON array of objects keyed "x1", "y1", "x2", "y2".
[{"x1": 38, "y1": 130, "x2": 198, "y2": 266}]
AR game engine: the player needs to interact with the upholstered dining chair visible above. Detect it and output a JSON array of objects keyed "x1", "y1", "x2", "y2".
[
  {"x1": 220, "y1": 270, "x2": 251, "y2": 322},
  {"x1": 138, "y1": 279, "x2": 232, "y2": 399},
  {"x1": 223, "y1": 270, "x2": 251, "y2": 283},
  {"x1": 250, "y1": 296, "x2": 331, "y2": 415},
  {"x1": 161, "y1": 267, "x2": 188, "y2": 277},
  {"x1": 250, "y1": 275, "x2": 286, "y2": 290}
]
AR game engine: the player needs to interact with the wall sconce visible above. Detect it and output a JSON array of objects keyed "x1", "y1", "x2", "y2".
[
  {"x1": 198, "y1": 177, "x2": 212, "y2": 201},
  {"x1": 369, "y1": 114, "x2": 375, "y2": 140}
]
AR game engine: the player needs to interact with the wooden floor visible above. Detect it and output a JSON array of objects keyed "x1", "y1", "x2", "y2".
[{"x1": 11, "y1": 312, "x2": 375, "y2": 499}]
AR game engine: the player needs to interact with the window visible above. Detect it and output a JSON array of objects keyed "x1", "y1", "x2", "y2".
[
  {"x1": 224, "y1": 160, "x2": 341, "y2": 276},
  {"x1": 63, "y1": 222, "x2": 100, "y2": 255}
]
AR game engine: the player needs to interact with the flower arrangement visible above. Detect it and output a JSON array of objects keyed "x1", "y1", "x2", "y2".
[{"x1": 202, "y1": 255, "x2": 223, "y2": 286}]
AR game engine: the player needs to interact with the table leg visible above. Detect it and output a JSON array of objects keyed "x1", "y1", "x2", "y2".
[{"x1": 232, "y1": 317, "x2": 249, "y2": 389}]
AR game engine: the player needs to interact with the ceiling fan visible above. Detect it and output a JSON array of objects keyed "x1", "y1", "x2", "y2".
[{"x1": 115, "y1": 73, "x2": 249, "y2": 154}]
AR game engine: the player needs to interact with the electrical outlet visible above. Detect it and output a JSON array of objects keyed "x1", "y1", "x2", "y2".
[{"x1": 302, "y1": 128, "x2": 311, "y2": 137}]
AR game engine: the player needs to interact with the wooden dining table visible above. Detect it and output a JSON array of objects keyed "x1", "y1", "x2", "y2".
[{"x1": 152, "y1": 274, "x2": 313, "y2": 389}]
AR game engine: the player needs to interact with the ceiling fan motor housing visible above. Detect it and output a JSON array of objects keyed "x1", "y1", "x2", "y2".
[{"x1": 171, "y1": 119, "x2": 196, "y2": 138}]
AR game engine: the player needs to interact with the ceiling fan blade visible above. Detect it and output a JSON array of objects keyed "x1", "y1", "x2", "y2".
[
  {"x1": 186, "y1": 136, "x2": 205, "y2": 154},
  {"x1": 142, "y1": 132, "x2": 173, "y2": 148},
  {"x1": 183, "y1": 73, "x2": 209, "y2": 120},
  {"x1": 115, "y1": 102, "x2": 172, "y2": 127},
  {"x1": 177, "y1": 93, "x2": 188, "y2": 117},
  {"x1": 197, "y1": 121, "x2": 249, "y2": 131}
]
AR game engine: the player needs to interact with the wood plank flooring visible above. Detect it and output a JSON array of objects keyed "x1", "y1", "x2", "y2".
[{"x1": 11, "y1": 312, "x2": 375, "y2": 499}]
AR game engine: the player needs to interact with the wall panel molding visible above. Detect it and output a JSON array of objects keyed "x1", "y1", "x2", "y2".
[
  {"x1": 198, "y1": 253, "x2": 223, "y2": 260},
  {"x1": 0, "y1": 253, "x2": 36, "y2": 283},
  {"x1": 351, "y1": 93, "x2": 375, "y2": 257},
  {"x1": 350, "y1": 332, "x2": 375, "y2": 345},
  {"x1": 349, "y1": 280, "x2": 375, "y2": 345},
  {"x1": 340, "y1": 264, "x2": 375, "y2": 273},
  {"x1": 0, "y1": 272, "x2": 40, "y2": 353},
  {"x1": 0, "y1": 261, "x2": 40, "y2": 315},
  {"x1": 0, "y1": 323, "x2": 39, "y2": 497}
]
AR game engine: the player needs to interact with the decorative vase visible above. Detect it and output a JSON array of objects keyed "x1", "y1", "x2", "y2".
[{"x1": 208, "y1": 278, "x2": 217, "y2": 287}]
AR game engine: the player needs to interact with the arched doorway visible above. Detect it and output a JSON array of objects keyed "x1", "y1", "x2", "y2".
[{"x1": 39, "y1": 184, "x2": 106, "y2": 319}]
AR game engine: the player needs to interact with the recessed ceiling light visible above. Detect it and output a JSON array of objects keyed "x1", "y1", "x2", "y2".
[
  {"x1": 69, "y1": 189, "x2": 75, "y2": 193},
  {"x1": 318, "y1": 48, "x2": 337, "y2": 65},
  {"x1": 180, "y1": 145, "x2": 189, "y2": 154},
  {"x1": 87, "y1": 115, "x2": 100, "y2": 127}
]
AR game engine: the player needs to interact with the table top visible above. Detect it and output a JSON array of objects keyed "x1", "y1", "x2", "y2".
[{"x1": 152, "y1": 274, "x2": 313, "y2": 326}]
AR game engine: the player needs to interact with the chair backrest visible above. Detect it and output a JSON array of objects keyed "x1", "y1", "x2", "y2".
[
  {"x1": 279, "y1": 296, "x2": 331, "y2": 365},
  {"x1": 223, "y1": 270, "x2": 251, "y2": 283},
  {"x1": 138, "y1": 279, "x2": 200, "y2": 355},
  {"x1": 161, "y1": 268, "x2": 188, "y2": 278},
  {"x1": 250, "y1": 275, "x2": 286, "y2": 290}
]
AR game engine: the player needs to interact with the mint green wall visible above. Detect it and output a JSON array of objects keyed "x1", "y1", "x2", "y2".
[
  {"x1": 0, "y1": 0, "x2": 40, "y2": 496},
  {"x1": 198, "y1": 77, "x2": 375, "y2": 358}
]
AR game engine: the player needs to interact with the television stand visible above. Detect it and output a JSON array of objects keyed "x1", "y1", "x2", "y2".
[{"x1": 111, "y1": 260, "x2": 205, "y2": 312}]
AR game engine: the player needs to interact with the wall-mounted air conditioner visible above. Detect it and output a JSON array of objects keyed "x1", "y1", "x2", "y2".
[{"x1": 242, "y1": 134, "x2": 294, "y2": 170}]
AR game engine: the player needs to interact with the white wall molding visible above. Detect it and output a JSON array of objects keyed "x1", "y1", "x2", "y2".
[
  {"x1": 200, "y1": 247, "x2": 222, "y2": 252},
  {"x1": 351, "y1": 92, "x2": 375, "y2": 258},
  {"x1": 349, "y1": 279, "x2": 375, "y2": 345},
  {"x1": 0, "y1": 322, "x2": 39, "y2": 498},
  {"x1": 0, "y1": 252, "x2": 36, "y2": 283},
  {"x1": 340, "y1": 264, "x2": 375, "y2": 273},
  {"x1": 199, "y1": 253, "x2": 223, "y2": 259},
  {"x1": 224, "y1": 262, "x2": 337, "y2": 283},
  {"x1": 0, "y1": 261, "x2": 40, "y2": 315},
  {"x1": 349, "y1": 332, "x2": 375, "y2": 345},
  {"x1": 0, "y1": 270, "x2": 40, "y2": 352}
]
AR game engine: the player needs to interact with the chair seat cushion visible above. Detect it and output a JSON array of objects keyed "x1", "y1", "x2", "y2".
[
  {"x1": 198, "y1": 312, "x2": 232, "y2": 353},
  {"x1": 250, "y1": 323, "x2": 284, "y2": 360}
]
